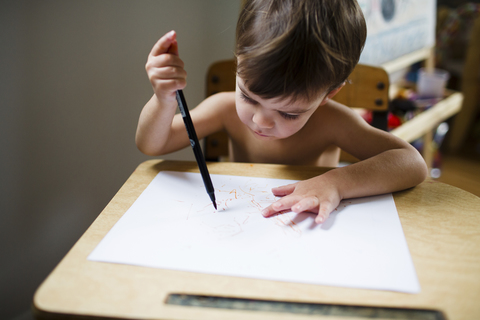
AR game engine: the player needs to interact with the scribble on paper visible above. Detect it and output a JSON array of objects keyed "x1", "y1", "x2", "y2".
[
  {"x1": 184, "y1": 177, "x2": 304, "y2": 239},
  {"x1": 270, "y1": 212, "x2": 302, "y2": 237}
]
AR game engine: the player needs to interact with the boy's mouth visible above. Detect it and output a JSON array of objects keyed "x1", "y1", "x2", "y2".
[{"x1": 253, "y1": 130, "x2": 272, "y2": 138}]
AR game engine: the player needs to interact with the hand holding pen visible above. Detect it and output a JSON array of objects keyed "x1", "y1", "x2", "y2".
[
  {"x1": 145, "y1": 30, "x2": 186, "y2": 105},
  {"x1": 143, "y1": 31, "x2": 217, "y2": 209}
]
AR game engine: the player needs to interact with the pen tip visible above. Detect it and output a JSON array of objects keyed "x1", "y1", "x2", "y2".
[{"x1": 209, "y1": 193, "x2": 217, "y2": 210}]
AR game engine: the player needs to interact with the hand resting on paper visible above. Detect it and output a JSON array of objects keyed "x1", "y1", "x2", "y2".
[{"x1": 261, "y1": 175, "x2": 341, "y2": 224}]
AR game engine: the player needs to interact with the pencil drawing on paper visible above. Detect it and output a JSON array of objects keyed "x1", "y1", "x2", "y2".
[{"x1": 186, "y1": 177, "x2": 304, "y2": 239}]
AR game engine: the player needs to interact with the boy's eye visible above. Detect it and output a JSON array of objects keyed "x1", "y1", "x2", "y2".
[
  {"x1": 279, "y1": 111, "x2": 299, "y2": 120},
  {"x1": 240, "y1": 92, "x2": 258, "y2": 105}
]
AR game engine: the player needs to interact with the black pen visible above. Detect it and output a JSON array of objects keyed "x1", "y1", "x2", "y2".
[{"x1": 176, "y1": 90, "x2": 217, "y2": 210}]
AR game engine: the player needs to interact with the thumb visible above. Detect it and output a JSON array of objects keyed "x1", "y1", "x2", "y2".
[
  {"x1": 271, "y1": 182, "x2": 298, "y2": 197},
  {"x1": 150, "y1": 30, "x2": 179, "y2": 57},
  {"x1": 168, "y1": 38, "x2": 179, "y2": 56}
]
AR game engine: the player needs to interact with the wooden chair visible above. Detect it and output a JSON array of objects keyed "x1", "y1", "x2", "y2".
[{"x1": 204, "y1": 59, "x2": 390, "y2": 162}]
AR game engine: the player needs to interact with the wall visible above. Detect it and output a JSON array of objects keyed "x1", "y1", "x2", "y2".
[
  {"x1": 0, "y1": 1, "x2": 240, "y2": 319},
  {"x1": 358, "y1": 0, "x2": 436, "y2": 65}
]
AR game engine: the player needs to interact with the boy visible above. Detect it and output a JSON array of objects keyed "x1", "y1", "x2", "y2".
[{"x1": 136, "y1": 0, "x2": 427, "y2": 224}]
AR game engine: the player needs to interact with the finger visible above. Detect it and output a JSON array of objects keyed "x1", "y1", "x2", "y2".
[
  {"x1": 261, "y1": 195, "x2": 303, "y2": 217},
  {"x1": 146, "y1": 54, "x2": 185, "y2": 72},
  {"x1": 150, "y1": 30, "x2": 177, "y2": 57},
  {"x1": 291, "y1": 196, "x2": 319, "y2": 214},
  {"x1": 271, "y1": 182, "x2": 298, "y2": 196},
  {"x1": 149, "y1": 65, "x2": 187, "y2": 81},
  {"x1": 315, "y1": 200, "x2": 337, "y2": 224}
]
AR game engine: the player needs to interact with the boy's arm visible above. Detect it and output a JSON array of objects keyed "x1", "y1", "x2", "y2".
[
  {"x1": 262, "y1": 101, "x2": 428, "y2": 223},
  {"x1": 326, "y1": 102, "x2": 428, "y2": 199},
  {"x1": 137, "y1": 93, "x2": 231, "y2": 156},
  {"x1": 135, "y1": 31, "x2": 227, "y2": 156},
  {"x1": 136, "y1": 31, "x2": 186, "y2": 156}
]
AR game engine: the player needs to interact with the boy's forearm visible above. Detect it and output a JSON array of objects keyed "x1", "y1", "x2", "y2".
[
  {"x1": 136, "y1": 94, "x2": 178, "y2": 156},
  {"x1": 324, "y1": 148, "x2": 428, "y2": 200}
]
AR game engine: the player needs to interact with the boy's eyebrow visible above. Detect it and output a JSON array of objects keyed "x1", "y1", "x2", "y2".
[{"x1": 238, "y1": 82, "x2": 311, "y2": 114}]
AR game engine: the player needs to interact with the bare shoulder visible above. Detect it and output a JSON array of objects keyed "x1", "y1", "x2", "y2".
[
  {"x1": 318, "y1": 100, "x2": 415, "y2": 161},
  {"x1": 189, "y1": 91, "x2": 237, "y2": 138},
  {"x1": 199, "y1": 91, "x2": 235, "y2": 110},
  {"x1": 317, "y1": 99, "x2": 365, "y2": 122},
  {"x1": 308, "y1": 99, "x2": 369, "y2": 138},
  {"x1": 193, "y1": 92, "x2": 235, "y2": 120}
]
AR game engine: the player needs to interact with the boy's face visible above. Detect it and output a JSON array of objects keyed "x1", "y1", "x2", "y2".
[{"x1": 235, "y1": 76, "x2": 331, "y2": 140}]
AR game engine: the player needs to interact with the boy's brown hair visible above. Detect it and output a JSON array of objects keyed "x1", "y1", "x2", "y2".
[{"x1": 236, "y1": 0, "x2": 367, "y2": 102}]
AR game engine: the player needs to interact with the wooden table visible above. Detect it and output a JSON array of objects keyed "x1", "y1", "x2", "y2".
[{"x1": 33, "y1": 160, "x2": 480, "y2": 320}]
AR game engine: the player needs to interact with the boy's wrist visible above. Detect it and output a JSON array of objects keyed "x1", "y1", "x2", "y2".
[
  {"x1": 153, "y1": 92, "x2": 178, "y2": 110},
  {"x1": 319, "y1": 168, "x2": 348, "y2": 201}
]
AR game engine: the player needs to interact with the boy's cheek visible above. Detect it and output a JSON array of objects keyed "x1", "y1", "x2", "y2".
[
  {"x1": 277, "y1": 121, "x2": 306, "y2": 138},
  {"x1": 235, "y1": 103, "x2": 252, "y2": 125}
]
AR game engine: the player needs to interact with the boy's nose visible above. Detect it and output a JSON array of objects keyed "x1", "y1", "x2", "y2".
[{"x1": 252, "y1": 111, "x2": 274, "y2": 129}]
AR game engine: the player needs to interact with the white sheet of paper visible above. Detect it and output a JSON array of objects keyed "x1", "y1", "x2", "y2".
[{"x1": 88, "y1": 171, "x2": 420, "y2": 293}]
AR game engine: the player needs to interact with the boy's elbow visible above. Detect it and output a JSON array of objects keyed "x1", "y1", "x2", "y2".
[
  {"x1": 137, "y1": 146, "x2": 158, "y2": 157},
  {"x1": 135, "y1": 137, "x2": 162, "y2": 157}
]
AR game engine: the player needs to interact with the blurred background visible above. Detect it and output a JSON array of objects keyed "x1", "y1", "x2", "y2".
[
  {"x1": 0, "y1": 1, "x2": 240, "y2": 319},
  {"x1": 1, "y1": 1, "x2": 479, "y2": 319}
]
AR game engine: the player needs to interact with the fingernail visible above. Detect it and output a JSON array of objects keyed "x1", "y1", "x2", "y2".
[
  {"x1": 261, "y1": 209, "x2": 268, "y2": 216},
  {"x1": 167, "y1": 30, "x2": 175, "y2": 38}
]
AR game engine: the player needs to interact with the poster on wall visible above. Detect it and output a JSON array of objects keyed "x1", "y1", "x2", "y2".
[{"x1": 358, "y1": 0, "x2": 436, "y2": 65}]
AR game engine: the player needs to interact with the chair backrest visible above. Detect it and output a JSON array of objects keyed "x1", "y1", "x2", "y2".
[
  {"x1": 333, "y1": 64, "x2": 390, "y2": 129},
  {"x1": 204, "y1": 59, "x2": 390, "y2": 161},
  {"x1": 204, "y1": 60, "x2": 236, "y2": 160},
  {"x1": 206, "y1": 59, "x2": 237, "y2": 97}
]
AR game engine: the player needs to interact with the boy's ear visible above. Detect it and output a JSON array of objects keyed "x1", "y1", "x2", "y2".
[{"x1": 319, "y1": 82, "x2": 345, "y2": 105}]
